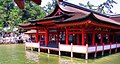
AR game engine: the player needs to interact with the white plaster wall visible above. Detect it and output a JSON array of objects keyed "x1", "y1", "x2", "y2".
[
  {"x1": 72, "y1": 45, "x2": 86, "y2": 53},
  {"x1": 59, "y1": 44, "x2": 71, "y2": 52},
  {"x1": 32, "y1": 43, "x2": 39, "y2": 48},
  {"x1": 88, "y1": 47, "x2": 95, "y2": 53},
  {"x1": 97, "y1": 46, "x2": 103, "y2": 51},
  {"x1": 104, "y1": 45, "x2": 110, "y2": 50},
  {"x1": 26, "y1": 42, "x2": 32, "y2": 47},
  {"x1": 111, "y1": 44, "x2": 116, "y2": 48}
]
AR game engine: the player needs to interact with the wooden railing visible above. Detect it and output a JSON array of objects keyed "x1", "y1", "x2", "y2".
[{"x1": 25, "y1": 42, "x2": 120, "y2": 59}]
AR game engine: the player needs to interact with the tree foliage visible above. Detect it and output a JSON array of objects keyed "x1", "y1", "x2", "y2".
[
  {"x1": 0, "y1": 0, "x2": 47, "y2": 32},
  {"x1": 79, "y1": 0, "x2": 117, "y2": 14}
]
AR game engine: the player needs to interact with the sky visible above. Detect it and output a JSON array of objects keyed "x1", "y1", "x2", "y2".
[{"x1": 41, "y1": 0, "x2": 120, "y2": 14}]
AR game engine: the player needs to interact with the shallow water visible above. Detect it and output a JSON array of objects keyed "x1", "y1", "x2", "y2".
[{"x1": 0, "y1": 44, "x2": 120, "y2": 64}]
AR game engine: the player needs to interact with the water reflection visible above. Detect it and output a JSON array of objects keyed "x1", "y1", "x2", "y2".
[
  {"x1": 25, "y1": 51, "x2": 89, "y2": 64},
  {"x1": 25, "y1": 51, "x2": 39, "y2": 63},
  {"x1": 0, "y1": 44, "x2": 119, "y2": 64},
  {"x1": 59, "y1": 56, "x2": 88, "y2": 64}
]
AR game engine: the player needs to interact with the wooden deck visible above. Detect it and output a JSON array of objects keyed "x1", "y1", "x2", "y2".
[{"x1": 25, "y1": 42, "x2": 120, "y2": 59}]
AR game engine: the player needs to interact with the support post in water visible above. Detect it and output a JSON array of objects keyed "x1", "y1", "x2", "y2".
[
  {"x1": 48, "y1": 49, "x2": 50, "y2": 54},
  {"x1": 94, "y1": 43, "x2": 97, "y2": 58},
  {"x1": 109, "y1": 42, "x2": 111, "y2": 54},
  {"x1": 102, "y1": 43, "x2": 104, "y2": 56},
  {"x1": 38, "y1": 47, "x2": 40, "y2": 52},
  {"x1": 59, "y1": 42, "x2": 61, "y2": 56},
  {"x1": 71, "y1": 43, "x2": 73, "y2": 58},
  {"x1": 85, "y1": 44, "x2": 88, "y2": 60},
  {"x1": 115, "y1": 42, "x2": 117, "y2": 53}
]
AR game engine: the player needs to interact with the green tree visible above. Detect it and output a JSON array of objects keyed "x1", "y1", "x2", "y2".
[
  {"x1": 79, "y1": 0, "x2": 117, "y2": 14},
  {"x1": 0, "y1": 0, "x2": 47, "y2": 32}
]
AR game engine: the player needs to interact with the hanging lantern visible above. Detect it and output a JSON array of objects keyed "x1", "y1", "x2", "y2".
[
  {"x1": 32, "y1": 0, "x2": 42, "y2": 5},
  {"x1": 97, "y1": 34, "x2": 101, "y2": 39},
  {"x1": 106, "y1": 34, "x2": 108, "y2": 39},
  {"x1": 14, "y1": 0, "x2": 25, "y2": 9}
]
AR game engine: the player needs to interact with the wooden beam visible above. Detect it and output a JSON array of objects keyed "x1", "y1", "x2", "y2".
[
  {"x1": 36, "y1": 20, "x2": 54, "y2": 24},
  {"x1": 54, "y1": 9, "x2": 65, "y2": 16},
  {"x1": 69, "y1": 32, "x2": 82, "y2": 34},
  {"x1": 68, "y1": 28, "x2": 81, "y2": 31},
  {"x1": 91, "y1": 22, "x2": 120, "y2": 30}
]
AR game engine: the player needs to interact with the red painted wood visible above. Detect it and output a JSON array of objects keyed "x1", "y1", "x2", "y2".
[
  {"x1": 69, "y1": 32, "x2": 82, "y2": 34},
  {"x1": 110, "y1": 42, "x2": 111, "y2": 51},
  {"x1": 54, "y1": 9, "x2": 65, "y2": 16},
  {"x1": 45, "y1": 30, "x2": 49, "y2": 46},
  {"x1": 102, "y1": 43, "x2": 104, "y2": 53},
  {"x1": 36, "y1": 29, "x2": 39, "y2": 43},
  {"x1": 32, "y1": 0, "x2": 41, "y2": 5},
  {"x1": 82, "y1": 28, "x2": 85, "y2": 46},
  {"x1": 91, "y1": 22, "x2": 120, "y2": 30},
  {"x1": 68, "y1": 29, "x2": 82, "y2": 31},
  {"x1": 14, "y1": 0, "x2": 24, "y2": 9},
  {"x1": 77, "y1": 34, "x2": 80, "y2": 45},
  {"x1": 66, "y1": 29, "x2": 69, "y2": 45},
  {"x1": 37, "y1": 20, "x2": 54, "y2": 24},
  {"x1": 116, "y1": 42, "x2": 118, "y2": 48},
  {"x1": 95, "y1": 43, "x2": 98, "y2": 53},
  {"x1": 22, "y1": 26, "x2": 37, "y2": 29},
  {"x1": 59, "y1": 0, "x2": 63, "y2": 2},
  {"x1": 92, "y1": 33, "x2": 95, "y2": 46}
]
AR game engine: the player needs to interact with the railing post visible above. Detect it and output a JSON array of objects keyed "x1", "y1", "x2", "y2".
[
  {"x1": 25, "y1": 42, "x2": 26, "y2": 50},
  {"x1": 115, "y1": 42, "x2": 117, "y2": 53},
  {"x1": 31, "y1": 42, "x2": 33, "y2": 51},
  {"x1": 94, "y1": 43, "x2": 97, "y2": 59},
  {"x1": 102, "y1": 43, "x2": 104, "y2": 56},
  {"x1": 109, "y1": 42, "x2": 111, "y2": 54},
  {"x1": 85, "y1": 44, "x2": 88, "y2": 60},
  {"x1": 71, "y1": 43, "x2": 73, "y2": 58},
  {"x1": 48, "y1": 49, "x2": 50, "y2": 54},
  {"x1": 38, "y1": 42, "x2": 40, "y2": 52},
  {"x1": 59, "y1": 42, "x2": 61, "y2": 56}
]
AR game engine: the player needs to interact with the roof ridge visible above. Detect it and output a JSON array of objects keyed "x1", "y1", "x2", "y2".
[{"x1": 62, "y1": 1, "x2": 110, "y2": 18}]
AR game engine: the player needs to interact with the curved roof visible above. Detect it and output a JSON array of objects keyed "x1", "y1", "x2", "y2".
[{"x1": 19, "y1": 1, "x2": 120, "y2": 30}]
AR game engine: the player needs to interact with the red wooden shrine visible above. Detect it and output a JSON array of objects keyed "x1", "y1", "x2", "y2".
[{"x1": 20, "y1": 1, "x2": 120, "y2": 59}]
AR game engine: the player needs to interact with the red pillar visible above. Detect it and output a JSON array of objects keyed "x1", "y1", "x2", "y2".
[
  {"x1": 36, "y1": 29, "x2": 39, "y2": 43},
  {"x1": 92, "y1": 33, "x2": 95, "y2": 46},
  {"x1": 82, "y1": 28, "x2": 85, "y2": 46},
  {"x1": 45, "y1": 29, "x2": 49, "y2": 46},
  {"x1": 66, "y1": 28, "x2": 69, "y2": 45},
  {"x1": 77, "y1": 34, "x2": 80, "y2": 45}
]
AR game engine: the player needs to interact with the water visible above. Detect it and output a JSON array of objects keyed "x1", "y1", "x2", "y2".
[{"x1": 0, "y1": 44, "x2": 120, "y2": 64}]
